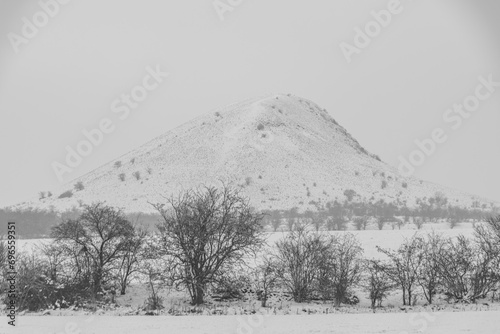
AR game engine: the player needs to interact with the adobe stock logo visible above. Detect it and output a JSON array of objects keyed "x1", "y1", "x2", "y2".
[
  {"x1": 51, "y1": 65, "x2": 169, "y2": 183},
  {"x1": 7, "y1": 0, "x2": 72, "y2": 54},
  {"x1": 398, "y1": 74, "x2": 500, "y2": 177},
  {"x1": 339, "y1": 0, "x2": 411, "y2": 64},
  {"x1": 213, "y1": 0, "x2": 243, "y2": 21}
]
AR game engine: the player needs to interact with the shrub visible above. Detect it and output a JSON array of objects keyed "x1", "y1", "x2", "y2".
[
  {"x1": 448, "y1": 218, "x2": 459, "y2": 229},
  {"x1": 381, "y1": 180, "x2": 388, "y2": 189},
  {"x1": 253, "y1": 257, "x2": 280, "y2": 307},
  {"x1": 344, "y1": 189, "x2": 357, "y2": 202},
  {"x1": 130, "y1": 158, "x2": 136, "y2": 164},
  {"x1": 74, "y1": 181, "x2": 84, "y2": 191},
  {"x1": 47, "y1": 192, "x2": 52, "y2": 197},
  {"x1": 327, "y1": 217, "x2": 347, "y2": 231},
  {"x1": 39, "y1": 192, "x2": 46, "y2": 200},
  {"x1": 8, "y1": 252, "x2": 55, "y2": 311},
  {"x1": 414, "y1": 217, "x2": 424, "y2": 230},
  {"x1": 212, "y1": 272, "x2": 251, "y2": 300},
  {"x1": 377, "y1": 236, "x2": 425, "y2": 306},
  {"x1": 271, "y1": 218, "x2": 281, "y2": 232},
  {"x1": 376, "y1": 218, "x2": 386, "y2": 230},
  {"x1": 353, "y1": 216, "x2": 368, "y2": 230},
  {"x1": 133, "y1": 171, "x2": 141, "y2": 180},
  {"x1": 363, "y1": 259, "x2": 395, "y2": 308},
  {"x1": 143, "y1": 294, "x2": 164, "y2": 311},
  {"x1": 118, "y1": 173, "x2": 126, "y2": 181},
  {"x1": 417, "y1": 232, "x2": 445, "y2": 304},
  {"x1": 58, "y1": 190, "x2": 73, "y2": 199},
  {"x1": 146, "y1": 167, "x2": 153, "y2": 175},
  {"x1": 257, "y1": 124, "x2": 264, "y2": 130},
  {"x1": 274, "y1": 228, "x2": 329, "y2": 302},
  {"x1": 317, "y1": 233, "x2": 363, "y2": 306},
  {"x1": 402, "y1": 182, "x2": 408, "y2": 189},
  {"x1": 114, "y1": 161, "x2": 122, "y2": 168},
  {"x1": 435, "y1": 235, "x2": 498, "y2": 302},
  {"x1": 245, "y1": 177, "x2": 252, "y2": 186}
]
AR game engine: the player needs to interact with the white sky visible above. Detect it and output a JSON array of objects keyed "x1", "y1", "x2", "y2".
[{"x1": 1, "y1": 0, "x2": 499, "y2": 207}]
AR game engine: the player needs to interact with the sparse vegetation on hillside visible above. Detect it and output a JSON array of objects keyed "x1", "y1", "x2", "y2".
[
  {"x1": 74, "y1": 181, "x2": 84, "y2": 191},
  {"x1": 58, "y1": 190, "x2": 73, "y2": 199},
  {"x1": 344, "y1": 189, "x2": 357, "y2": 202},
  {"x1": 133, "y1": 171, "x2": 141, "y2": 180}
]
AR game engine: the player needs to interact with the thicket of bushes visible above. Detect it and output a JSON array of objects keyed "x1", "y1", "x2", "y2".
[{"x1": 0, "y1": 186, "x2": 499, "y2": 312}]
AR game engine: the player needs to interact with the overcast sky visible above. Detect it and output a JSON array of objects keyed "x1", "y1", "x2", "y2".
[{"x1": 1, "y1": 0, "x2": 499, "y2": 207}]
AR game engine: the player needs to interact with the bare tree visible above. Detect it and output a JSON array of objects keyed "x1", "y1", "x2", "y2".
[
  {"x1": 363, "y1": 259, "x2": 395, "y2": 308},
  {"x1": 376, "y1": 217, "x2": 386, "y2": 230},
  {"x1": 436, "y1": 233, "x2": 499, "y2": 302},
  {"x1": 253, "y1": 255, "x2": 280, "y2": 307},
  {"x1": 416, "y1": 232, "x2": 445, "y2": 304},
  {"x1": 115, "y1": 228, "x2": 148, "y2": 295},
  {"x1": 51, "y1": 203, "x2": 135, "y2": 295},
  {"x1": 274, "y1": 228, "x2": 328, "y2": 302},
  {"x1": 271, "y1": 217, "x2": 281, "y2": 232},
  {"x1": 377, "y1": 235, "x2": 424, "y2": 306},
  {"x1": 311, "y1": 212, "x2": 323, "y2": 232},
  {"x1": 317, "y1": 233, "x2": 363, "y2": 306},
  {"x1": 140, "y1": 234, "x2": 175, "y2": 311},
  {"x1": 474, "y1": 216, "x2": 500, "y2": 262},
  {"x1": 353, "y1": 216, "x2": 368, "y2": 231},
  {"x1": 413, "y1": 217, "x2": 424, "y2": 230},
  {"x1": 448, "y1": 217, "x2": 459, "y2": 229},
  {"x1": 153, "y1": 185, "x2": 265, "y2": 305},
  {"x1": 38, "y1": 242, "x2": 66, "y2": 283}
]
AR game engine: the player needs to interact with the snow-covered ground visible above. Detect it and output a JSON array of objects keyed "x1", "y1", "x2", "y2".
[
  {"x1": 5, "y1": 224, "x2": 495, "y2": 333},
  {"x1": 2, "y1": 311, "x2": 499, "y2": 334}
]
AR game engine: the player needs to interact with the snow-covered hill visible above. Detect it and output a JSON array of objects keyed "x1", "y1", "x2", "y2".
[{"x1": 11, "y1": 94, "x2": 495, "y2": 213}]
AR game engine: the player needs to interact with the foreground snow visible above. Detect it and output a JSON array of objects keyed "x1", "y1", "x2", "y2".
[{"x1": 1, "y1": 311, "x2": 498, "y2": 334}]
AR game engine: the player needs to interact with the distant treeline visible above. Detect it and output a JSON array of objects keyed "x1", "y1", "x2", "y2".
[
  {"x1": 0, "y1": 207, "x2": 161, "y2": 238},
  {"x1": 261, "y1": 193, "x2": 499, "y2": 231},
  {"x1": 0, "y1": 192, "x2": 497, "y2": 238}
]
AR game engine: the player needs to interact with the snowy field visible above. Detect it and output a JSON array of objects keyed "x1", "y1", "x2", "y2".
[
  {"x1": 1, "y1": 311, "x2": 499, "y2": 334},
  {"x1": 15, "y1": 221, "x2": 476, "y2": 259}
]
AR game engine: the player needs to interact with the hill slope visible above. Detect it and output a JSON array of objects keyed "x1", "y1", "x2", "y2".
[{"x1": 12, "y1": 94, "x2": 495, "y2": 213}]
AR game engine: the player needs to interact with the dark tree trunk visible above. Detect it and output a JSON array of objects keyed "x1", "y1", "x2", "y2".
[{"x1": 192, "y1": 284, "x2": 205, "y2": 305}]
